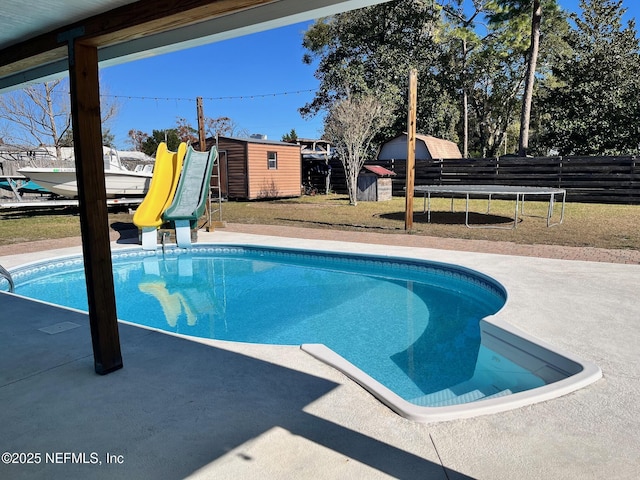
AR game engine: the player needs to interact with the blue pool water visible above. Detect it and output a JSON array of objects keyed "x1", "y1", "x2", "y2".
[{"x1": 8, "y1": 245, "x2": 548, "y2": 406}]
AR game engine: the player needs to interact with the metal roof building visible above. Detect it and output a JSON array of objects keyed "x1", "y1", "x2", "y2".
[{"x1": 378, "y1": 133, "x2": 462, "y2": 160}]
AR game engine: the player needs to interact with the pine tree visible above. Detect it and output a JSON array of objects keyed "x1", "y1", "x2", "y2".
[{"x1": 538, "y1": 0, "x2": 640, "y2": 155}]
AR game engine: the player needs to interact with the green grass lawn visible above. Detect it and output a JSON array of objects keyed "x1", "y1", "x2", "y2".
[{"x1": 219, "y1": 194, "x2": 640, "y2": 251}]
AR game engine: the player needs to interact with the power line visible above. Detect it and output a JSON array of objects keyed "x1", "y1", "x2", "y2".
[{"x1": 99, "y1": 88, "x2": 317, "y2": 103}]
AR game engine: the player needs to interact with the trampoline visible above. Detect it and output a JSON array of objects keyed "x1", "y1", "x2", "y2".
[{"x1": 414, "y1": 185, "x2": 566, "y2": 229}]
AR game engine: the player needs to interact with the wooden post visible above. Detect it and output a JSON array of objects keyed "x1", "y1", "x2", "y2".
[
  {"x1": 405, "y1": 69, "x2": 418, "y2": 231},
  {"x1": 196, "y1": 96, "x2": 211, "y2": 230},
  {"x1": 196, "y1": 96, "x2": 207, "y2": 152},
  {"x1": 67, "y1": 39, "x2": 123, "y2": 375}
]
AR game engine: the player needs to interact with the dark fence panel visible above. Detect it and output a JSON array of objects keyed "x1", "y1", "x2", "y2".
[
  {"x1": 308, "y1": 155, "x2": 640, "y2": 203},
  {"x1": 440, "y1": 158, "x2": 498, "y2": 185},
  {"x1": 327, "y1": 158, "x2": 347, "y2": 194},
  {"x1": 496, "y1": 157, "x2": 562, "y2": 188},
  {"x1": 559, "y1": 156, "x2": 639, "y2": 203}
]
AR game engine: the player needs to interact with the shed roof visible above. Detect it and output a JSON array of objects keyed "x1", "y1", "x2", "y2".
[
  {"x1": 416, "y1": 133, "x2": 462, "y2": 159},
  {"x1": 218, "y1": 136, "x2": 302, "y2": 148},
  {"x1": 377, "y1": 133, "x2": 462, "y2": 160},
  {"x1": 363, "y1": 165, "x2": 396, "y2": 176}
]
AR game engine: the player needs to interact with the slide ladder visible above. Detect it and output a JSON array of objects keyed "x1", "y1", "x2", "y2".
[{"x1": 163, "y1": 145, "x2": 218, "y2": 248}]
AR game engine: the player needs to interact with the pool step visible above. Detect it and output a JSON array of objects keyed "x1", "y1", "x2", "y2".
[
  {"x1": 482, "y1": 388, "x2": 513, "y2": 401},
  {"x1": 410, "y1": 383, "x2": 513, "y2": 407}
]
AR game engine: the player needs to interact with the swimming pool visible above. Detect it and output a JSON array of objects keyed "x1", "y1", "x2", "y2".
[{"x1": 5, "y1": 244, "x2": 601, "y2": 422}]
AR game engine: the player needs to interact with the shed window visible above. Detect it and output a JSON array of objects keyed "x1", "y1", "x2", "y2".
[{"x1": 267, "y1": 151, "x2": 278, "y2": 169}]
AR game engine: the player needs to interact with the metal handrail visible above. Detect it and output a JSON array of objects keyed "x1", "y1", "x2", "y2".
[{"x1": 0, "y1": 264, "x2": 14, "y2": 293}]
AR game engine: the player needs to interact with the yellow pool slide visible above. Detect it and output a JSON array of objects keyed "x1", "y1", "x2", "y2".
[
  {"x1": 134, "y1": 142, "x2": 187, "y2": 249},
  {"x1": 138, "y1": 280, "x2": 197, "y2": 328}
]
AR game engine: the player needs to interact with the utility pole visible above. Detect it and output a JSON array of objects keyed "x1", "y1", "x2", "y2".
[
  {"x1": 196, "y1": 96, "x2": 206, "y2": 151},
  {"x1": 196, "y1": 96, "x2": 212, "y2": 230}
]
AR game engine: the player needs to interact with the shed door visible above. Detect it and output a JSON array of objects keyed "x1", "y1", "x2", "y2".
[{"x1": 216, "y1": 150, "x2": 229, "y2": 197}]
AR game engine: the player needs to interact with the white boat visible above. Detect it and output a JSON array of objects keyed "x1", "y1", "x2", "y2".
[{"x1": 18, "y1": 148, "x2": 153, "y2": 198}]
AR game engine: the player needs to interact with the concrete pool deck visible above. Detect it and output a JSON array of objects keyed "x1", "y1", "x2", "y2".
[{"x1": 1, "y1": 226, "x2": 639, "y2": 479}]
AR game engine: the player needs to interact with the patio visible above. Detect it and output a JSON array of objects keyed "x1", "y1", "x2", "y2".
[{"x1": 1, "y1": 228, "x2": 639, "y2": 479}]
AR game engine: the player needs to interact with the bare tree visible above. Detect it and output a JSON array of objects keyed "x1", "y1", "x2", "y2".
[
  {"x1": 0, "y1": 80, "x2": 69, "y2": 160},
  {"x1": 205, "y1": 116, "x2": 248, "y2": 138},
  {"x1": 324, "y1": 92, "x2": 391, "y2": 205},
  {"x1": 0, "y1": 79, "x2": 118, "y2": 160},
  {"x1": 168, "y1": 115, "x2": 247, "y2": 143},
  {"x1": 127, "y1": 129, "x2": 148, "y2": 151},
  {"x1": 176, "y1": 117, "x2": 198, "y2": 144}
]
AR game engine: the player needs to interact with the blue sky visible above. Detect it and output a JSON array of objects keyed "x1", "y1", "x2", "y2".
[
  {"x1": 101, "y1": 21, "x2": 320, "y2": 149},
  {"x1": 100, "y1": 1, "x2": 639, "y2": 149}
]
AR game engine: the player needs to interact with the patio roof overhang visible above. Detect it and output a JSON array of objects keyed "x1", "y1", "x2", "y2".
[
  {"x1": 0, "y1": 0, "x2": 389, "y2": 92},
  {"x1": 0, "y1": 0, "x2": 390, "y2": 374}
]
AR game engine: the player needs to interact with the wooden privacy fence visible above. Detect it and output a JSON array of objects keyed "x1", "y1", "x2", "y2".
[{"x1": 319, "y1": 156, "x2": 640, "y2": 204}]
